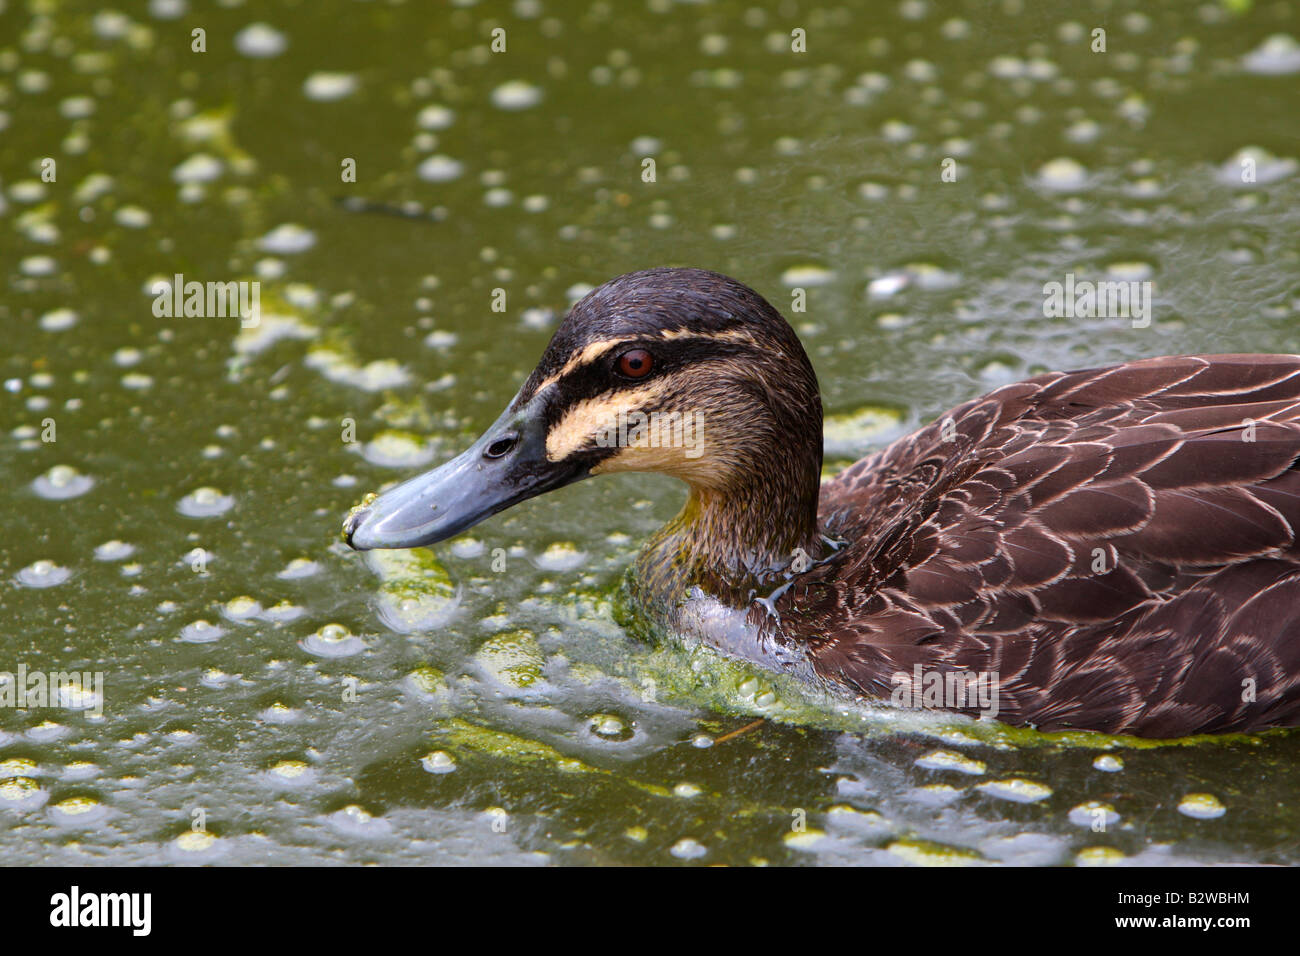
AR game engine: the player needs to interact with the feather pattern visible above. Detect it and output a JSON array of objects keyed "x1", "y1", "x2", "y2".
[{"x1": 773, "y1": 354, "x2": 1300, "y2": 736}]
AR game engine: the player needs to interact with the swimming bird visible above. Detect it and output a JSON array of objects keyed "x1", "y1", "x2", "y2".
[{"x1": 344, "y1": 268, "x2": 1300, "y2": 738}]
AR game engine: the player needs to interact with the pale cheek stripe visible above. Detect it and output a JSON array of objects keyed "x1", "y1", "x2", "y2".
[{"x1": 545, "y1": 384, "x2": 670, "y2": 461}]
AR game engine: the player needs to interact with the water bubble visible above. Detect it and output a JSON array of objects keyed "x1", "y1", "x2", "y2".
[
  {"x1": 1035, "y1": 157, "x2": 1089, "y2": 192},
  {"x1": 421, "y1": 751, "x2": 457, "y2": 774},
  {"x1": 92, "y1": 10, "x2": 132, "y2": 38},
  {"x1": 222, "y1": 596, "x2": 262, "y2": 622},
  {"x1": 417, "y1": 154, "x2": 464, "y2": 183},
  {"x1": 1177, "y1": 793, "x2": 1226, "y2": 819},
  {"x1": 780, "y1": 264, "x2": 835, "y2": 286},
  {"x1": 259, "y1": 703, "x2": 300, "y2": 724},
  {"x1": 327, "y1": 804, "x2": 393, "y2": 838},
  {"x1": 491, "y1": 80, "x2": 543, "y2": 110},
  {"x1": 27, "y1": 722, "x2": 67, "y2": 743},
  {"x1": 170, "y1": 830, "x2": 224, "y2": 859},
  {"x1": 235, "y1": 23, "x2": 287, "y2": 58},
  {"x1": 784, "y1": 829, "x2": 827, "y2": 850},
  {"x1": 114, "y1": 206, "x2": 151, "y2": 228},
  {"x1": 200, "y1": 669, "x2": 234, "y2": 689},
  {"x1": 258, "y1": 223, "x2": 316, "y2": 254},
  {"x1": 32, "y1": 464, "x2": 94, "y2": 499},
  {"x1": 669, "y1": 838, "x2": 707, "y2": 860},
  {"x1": 300, "y1": 623, "x2": 366, "y2": 658},
  {"x1": 887, "y1": 840, "x2": 981, "y2": 866},
  {"x1": 38, "y1": 308, "x2": 79, "y2": 332},
  {"x1": 49, "y1": 796, "x2": 109, "y2": 827},
  {"x1": 1242, "y1": 34, "x2": 1300, "y2": 75},
  {"x1": 867, "y1": 273, "x2": 910, "y2": 298},
  {"x1": 1092, "y1": 754, "x2": 1123, "y2": 772},
  {"x1": 277, "y1": 558, "x2": 320, "y2": 580},
  {"x1": 534, "y1": 542, "x2": 587, "y2": 572},
  {"x1": 976, "y1": 779, "x2": 1052, "y2": 803},
  {"x1": 1217, "y1": 146, "x2": 1298, "y2": 186},
  {"x1": 180, "y1": 620, "x2": 225, "y2": 644},
  {"x1": 915, "y1": 750, "x2": 985, "y2": 775},
  {"x1": 587, "y1": 713, "x2": 633, "y2": 742},
  {"x1": 58, "y1": 679, "x2": 102, "y2": 712},
  {"x1": 150, "y1": 0, "x2": 187, "y2": 18},
  {"x1": 303, "y1": 72, "x2": 358, "y2": 101},
  {"x1": 988, "y1": 56, "x2": 1026, "y2": 79},
  {"x1": 416, "y1": 104, "x2": 455, "y2": 129},
  {"x1": 172, "y1": 153, "x2": 223, "y2": 183},
  {"x1": 177, "y1": 487, "x2": 234, "y2": 517},
  {"x1": 0, "y1": 778, "x2": 49, "y2": 811},
  {"x1": 262, "y1": 601, "x2": 306, "y2": 623},
  {"x1": 1076, "y1": 846, "x2": 1125, "y2": 866},
  {"x1": 10, "y1": 180, "x2": 47, "y2": 203},
  {"x1": 423, "y1": 330, "x2": 458, "y2": 349},
  {"x1": 304, "y1": 350, "x2": 410, "y2": 391},
  {"x1": 20, "y1": 256, "x2": 57, "y2": 276},
  {"x1": 15, "y1": 560, "x2": 72, "y2": 588},
  {"x1": 267, "y1": 760, "x2": 316, "y2": 786},
  {"x1": 449, "y1": 538, "x2": 485, "y2": 559},
  {"x1": 358, "y1": 432, "x2": 436, "y2": 469},
  {"x1": 1068, "y1": 802, "x2": 1120, "y2": 828}
]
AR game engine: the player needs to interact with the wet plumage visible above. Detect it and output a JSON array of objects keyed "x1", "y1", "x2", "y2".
[
  {"x1": 346, "y1": 268, "x2": 1300, "y2": 738},
  {"x1": 787, "y1": 354, "x2": 1300, "y2": 736}
]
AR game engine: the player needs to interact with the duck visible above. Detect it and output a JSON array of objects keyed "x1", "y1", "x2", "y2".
[{"x1": 344, "y1": 267, "x2": 1300, "y2": 738}]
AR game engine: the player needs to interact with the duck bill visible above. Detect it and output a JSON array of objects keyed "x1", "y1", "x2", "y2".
[{"x1": 343, "y1": 396, "x2": 585, "y2": 550}]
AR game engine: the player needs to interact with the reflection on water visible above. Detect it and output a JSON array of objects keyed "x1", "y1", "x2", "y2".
[{"x1": 1, "y1": 0, "x2": 1298, "y2": 864}]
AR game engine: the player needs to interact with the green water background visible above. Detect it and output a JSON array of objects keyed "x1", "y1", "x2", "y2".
[{"x1": 1, "y1": 0, "x2": 1298, "y2": 864}]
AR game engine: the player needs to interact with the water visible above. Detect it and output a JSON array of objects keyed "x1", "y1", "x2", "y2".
[{"x1": 1, "y1": 0, "x2": 1298, "y2": 865}]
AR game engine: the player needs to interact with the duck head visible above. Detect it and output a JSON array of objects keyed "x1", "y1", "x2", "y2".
[{"x1": 343, "y1": 268, "x2": 823, "y2": 595}]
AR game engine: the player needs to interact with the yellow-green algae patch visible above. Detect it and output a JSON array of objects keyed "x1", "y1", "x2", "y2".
[
  {"x1": 365, "y1": 547, "x2": 459, "y2": 633},
  {"x1": 428, "y1": 719, "x2": 672, "y2": 797},
  {"x1": 474, "y1": 630, "x2": 546, "y2": 688},
  {"x1": 616, "y1": 578, "x2": 1280, "y2": 751},
  {"x1": 406, "y1": 665, "x2": 449, "y2": 697},
  {"x1": 822, "y1": 404, "x2": 905, "y2": 455},
  {"x1": 365, "y1": 549, "x2": 1270, "y2": 753},
  {"x1": 175, "y1": 106, "x2": 256, "y2": 170},
  {"x1": 886, "y1": 839, "x2": 984, "y2": 867}
]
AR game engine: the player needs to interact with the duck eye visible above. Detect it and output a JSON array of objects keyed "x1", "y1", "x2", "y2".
[{"x1": 616, "y1": 349, "x2": 654, "y2": 379}]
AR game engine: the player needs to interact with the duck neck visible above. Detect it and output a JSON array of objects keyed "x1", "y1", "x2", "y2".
[{"x1": 633, "y1": 463, "x2": 823, "y2": 611}]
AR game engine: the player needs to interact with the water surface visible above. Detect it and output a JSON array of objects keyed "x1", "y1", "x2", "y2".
[{"x1": 2, "y1": 0, "x2": 1299, "y2": 865}]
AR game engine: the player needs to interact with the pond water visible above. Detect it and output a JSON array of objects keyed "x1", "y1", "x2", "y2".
[{"x1": 2, "y1": 0, "x2": 1298, "y2": 865}]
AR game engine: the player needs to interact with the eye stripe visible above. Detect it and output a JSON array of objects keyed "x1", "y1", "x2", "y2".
[{"x1": 528, "y1": 327, "x2": 759, "y2": 398}]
